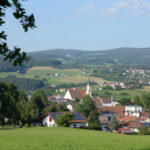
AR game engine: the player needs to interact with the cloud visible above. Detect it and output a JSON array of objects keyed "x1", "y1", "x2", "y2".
[
  {"x1": 105, "y1": 0, "x2": 150, "y2": 16},
  {"x1": 75, "y1": 0, "x2": 150, "y2": 17}
]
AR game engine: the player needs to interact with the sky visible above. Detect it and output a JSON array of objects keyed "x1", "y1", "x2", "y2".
[{"x1": 3, "y1": 0, "x2": 150, "y2": 52}]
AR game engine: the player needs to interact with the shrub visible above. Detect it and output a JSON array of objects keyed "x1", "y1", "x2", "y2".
[
  {"x1": 57, "y1": 113, "x2": 73, "y2": 127},
  {"x1": 23, "y1": 123, "x2": 30, "y2": 128},
  {"x1": 139, "y1": 126, "x2": 149, "y2": 135}
]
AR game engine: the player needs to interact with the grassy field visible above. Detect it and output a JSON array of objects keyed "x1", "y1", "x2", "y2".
[
  {"x1": 0, "y1": 127, "x2": 150, "y2": 150},
  {"x1": 95, "y1": 86, "x2": 150, "y2": 99},
  {"x1": 0, "y1": 66, "x2": 107, "y2": 85}
]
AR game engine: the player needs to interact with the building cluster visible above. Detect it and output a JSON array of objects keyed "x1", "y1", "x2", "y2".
[
  {"x1": 44, "y1": 82, "x2": 150, "y2": 134},
  {"x1": 47, "y1": 73, "x2": 68, "y2": 77}
]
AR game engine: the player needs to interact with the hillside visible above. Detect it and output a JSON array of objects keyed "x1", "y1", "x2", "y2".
[
  {"x1": 1, "y1": 47, "x2": 150, "y2": 72},
  {"x1": 29, "y1": 47, "x2": 150, "y2": 66},
  {"x1": 0, "y1": 127, "x2": 150, "y2": 150}
]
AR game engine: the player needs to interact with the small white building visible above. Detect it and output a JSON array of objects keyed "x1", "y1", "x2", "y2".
[
  {"x1": 67, "y1": 104, "x2": 74, "y2": 112},
  {"x1": 125, "y1": 106, "x2": 143, "y2": 117},
  {"x1": 42, "y1": 112, "x2": 87, "y2": 128}
]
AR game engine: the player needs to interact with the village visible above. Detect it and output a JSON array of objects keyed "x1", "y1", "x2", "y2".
[{"x1": 43, "y1": 80, "x2": 150, "y2": 134}]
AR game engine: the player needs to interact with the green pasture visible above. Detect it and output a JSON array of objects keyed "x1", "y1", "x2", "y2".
[
  {"x1": 94, "y1": 86, "x2": 150, "y2": 99},
  {"x1": 0, "y1": 127, "x2": 150, "y2": 150}
]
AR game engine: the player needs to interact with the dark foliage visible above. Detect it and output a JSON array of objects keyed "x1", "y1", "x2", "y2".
[
  {"x1": 0, "y1": 0, "x2": 36, "y2": 66},
  {"x1": 1, "y1": 75, "x2": 45, "y2": 91}
]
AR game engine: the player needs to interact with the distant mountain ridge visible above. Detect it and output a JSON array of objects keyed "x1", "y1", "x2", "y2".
[
  {"x1": 1, "y1": 47, "x2": 150, "y2": 72},
  {"x1": 29, "y1": 47, "x2": 150, "y2": 66}
]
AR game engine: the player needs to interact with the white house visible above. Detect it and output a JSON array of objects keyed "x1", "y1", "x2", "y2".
[
  {"x1": 42, "y1": 112, "x2": 87, "y2": 128},
  {"x1": 125, "y1": 106, "x2": 143, "y2": 117}
]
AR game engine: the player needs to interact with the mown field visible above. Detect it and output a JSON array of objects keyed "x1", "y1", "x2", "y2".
[
  {"x1": 0, "y1": 66, "x2": 107, "y2": 85},
  {"x1": 0, "y1": 127, "x2": 150, "y2": 150}
]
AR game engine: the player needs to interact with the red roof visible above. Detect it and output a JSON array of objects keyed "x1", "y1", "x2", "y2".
[
  {"x1": 100, "y1": 98, "x2": 112, "y2": 104},
  {"x1": 139, "y1": 117, "x2": 147, "y2": 122},
  {"x1": 140, "y1": 112, "x2": 150, "y2": 118},
  {"x1": 116, "y1": 112, "x2": 126, "y2": 121},
  {"x1": 119, "y1": 115, "x2": 138, "y2": 123},
  {"x1": 98, "y1": 106, "x2": 125, "y2": 114},
  {"x1": 92, "y1": 97, "x2": 103, "y2": 106},
  {"x1": 69, "y1": 88, "x2": 86, "y2": 99},
  {"x1": 68, "y1": 120, "x2": 87, "y2": 123},
  {"x1": 118, "y1": 127, "x2": 132, "y2": 133},
  {"x1": 128, "y1": 121, "x2": 142, "y2": 128}
]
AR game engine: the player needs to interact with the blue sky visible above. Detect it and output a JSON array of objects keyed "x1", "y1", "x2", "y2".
[{"x1": 3, "y1": 0, "x2": 150, "y2": 52}]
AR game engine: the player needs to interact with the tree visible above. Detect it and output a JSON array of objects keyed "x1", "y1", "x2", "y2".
[
  {"x1": 119, "y1": 98, "x2": 132, "y2": 105},
  {"x1": 109, "y1": 116, "x2": 119, "y2": 130},
  {"x1": 0, "y1": 82, "x2": 23, "y2": 124},
  {"x1": 57, "y1": 113, "x2": 73, "y2": 127},
  {"x1": 133, "y1": 95, "x2": 142, "y2": 106},
  {"x1": 0, "y1": 0, "x2": 36, "y2": 66},
  {"x1": 16, "y1": 91, "x2": 31, "y2": 124},
  {"x1": 29, "y1": 90, "x2": 47, "y2": 119},
  {"x1": 88, "y1": 110, "x2": 101, "y2": 130},
  {"x1": 141, "y1": 93, "x2": 150, "y2": 112},
  {"x1": 77, "y1": 95, "x2": 96, "y2": 117}
]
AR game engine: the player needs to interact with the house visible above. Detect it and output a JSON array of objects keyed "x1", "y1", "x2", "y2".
[
  {"x1": 99, "y1": 116, "x2": 109, "y2": 131},
  {"x1": 67, "y1": 104, "x2": 75, "y2": 112},
  {"x1": 98, "y1": 106, "x2": 125, "y2": 130},
  {"x1": 48, "y1": 95, "x2": 69, "y2": 103},
  {"x1": 125, "y1": 105, "x2": 143, "y2": 117},
  {"x1": 64, "y1": 82, "x2": 92, "y2": 101},
  {"x1": 119, "y1": 115, "x2": 139, "y2": 123},
  {"x1": 127, "y1": 121, "x2": 142, "y2": 133},
  {"x1": 59, "y1": 88, "x2": 66, "y2": 92},
  {"x1": 98, "y1": 106, "x2": 125, "y2": 118},
  {"x1": 42, "y1": 112, "x2": 87, "y2": 128},
  {"x1": 92, "y1": 97, "x2": 119, "y2": 107},
  {"x1": 140, "y1": 112, "x2": 150, "y2": 123},
  {"x1": 118, "y1": 127, "x2": 133, "y2": 134}
]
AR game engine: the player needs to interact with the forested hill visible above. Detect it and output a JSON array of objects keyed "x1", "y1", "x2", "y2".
[
  {"x1": 29, "y1": 47, "x2": 150, "y2": 66},
  {"x1": 1, "y1": 47, "x2": 150, "y2": 72}
]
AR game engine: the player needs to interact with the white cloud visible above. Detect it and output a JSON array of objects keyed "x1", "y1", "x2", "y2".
[
  {"x1": 103, "y1": 0, "x2": 150, "y2": 16},
  {"x1": 75, "y1": 0, "x2": 150, "y2": 17}
]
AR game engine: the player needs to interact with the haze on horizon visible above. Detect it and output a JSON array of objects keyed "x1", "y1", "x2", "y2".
[{"x1": 3, "y1": 0, "x2": 150, "y2": 52}]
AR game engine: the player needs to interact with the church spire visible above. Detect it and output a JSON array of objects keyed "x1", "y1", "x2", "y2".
[{"x1": 86, "y1": 78, "x2": 92, "y2": 97}]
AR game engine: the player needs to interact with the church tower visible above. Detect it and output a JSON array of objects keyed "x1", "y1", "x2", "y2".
[{"x1": 86, "y1": 78, "x2": 92, "y2": 97}]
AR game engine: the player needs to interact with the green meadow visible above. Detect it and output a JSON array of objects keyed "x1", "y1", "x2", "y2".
[
  {"x1": 0, "y1": 66, "x2": 106, "y2": 85},
  {"x1": 0, "y1": 127, "x2": 150, "y2": 150}
]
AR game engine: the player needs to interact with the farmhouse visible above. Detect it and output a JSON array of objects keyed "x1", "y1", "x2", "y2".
[
  {"x1": 42, "y1": 112, "x2": 87, "y2": 128},
  {"x1": 92, "y1": 97, "x2": 119, "y2": 107},
  {"x1": 98, "y1": 106, "x2": 125, "y2": 118}
]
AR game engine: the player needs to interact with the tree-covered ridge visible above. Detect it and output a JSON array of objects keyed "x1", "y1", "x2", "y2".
[
  {"x1": 0, "y1": 57, "x2": 62, "y2": 72},
  {"x1": 1, "y1": 75, "x2": 45, "y2": 91},
  {"x1": 29, "y1": 47, "x2": 150, "y2": 66}
]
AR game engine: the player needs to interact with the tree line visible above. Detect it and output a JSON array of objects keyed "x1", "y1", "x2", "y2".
[
  {"x1": 0, "y1": 82, "x2": 68, "y2": 126},
  {"x1": 1, "y1": 75, "x2": 46, "y2": 91}
]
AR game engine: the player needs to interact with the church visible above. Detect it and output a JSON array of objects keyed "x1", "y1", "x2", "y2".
[{"x1": 64, "y1": 81, "x2": 92, "y2": 101}]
